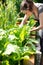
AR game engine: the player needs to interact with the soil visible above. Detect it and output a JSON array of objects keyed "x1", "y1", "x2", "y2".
[{"x1": 23, "y1": 55, "x2": 35, "y2": 65}]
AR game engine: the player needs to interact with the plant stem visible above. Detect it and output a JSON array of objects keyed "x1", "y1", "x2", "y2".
[{"x1": 18, "y1": 60, "x2": 20, "y2": 65}]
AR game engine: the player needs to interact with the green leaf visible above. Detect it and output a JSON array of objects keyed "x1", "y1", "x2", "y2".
[{"x1": 20, "y1": 26, "x2": 26, "y2": 42}]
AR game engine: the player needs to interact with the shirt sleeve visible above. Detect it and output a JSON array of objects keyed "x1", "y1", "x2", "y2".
[{"x1": 38, "y1": 5, "x2": 43, "y2": 14}]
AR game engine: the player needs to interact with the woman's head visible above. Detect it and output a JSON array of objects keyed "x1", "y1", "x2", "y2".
[{"x1": 20, "y1": 0, "x2": 34, "y2": 13}]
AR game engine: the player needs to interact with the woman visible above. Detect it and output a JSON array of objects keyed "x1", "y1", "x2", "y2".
[{"x1": 20, "y1": 0, "x2": 43, "y2": 65}]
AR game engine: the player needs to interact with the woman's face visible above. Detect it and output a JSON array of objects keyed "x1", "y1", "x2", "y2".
[
  {"x1": 21, "y1": 10, "x2": 27, "y2": 14},
  {"x1": 21, "y1": 9, "x2": 32, "y2": 16}
]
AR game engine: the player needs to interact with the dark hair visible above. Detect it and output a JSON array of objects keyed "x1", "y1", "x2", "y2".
[{"x1": 20, "y1": 0, "x2": 33, "y2": 11}]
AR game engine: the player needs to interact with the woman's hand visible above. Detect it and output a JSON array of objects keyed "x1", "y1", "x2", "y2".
[
  {"x1": 31, "y1": 27, "x2": 36, "y2": 32},
  {"x1": 31, "y1": 25, "x2": 43, "y2": 32}
]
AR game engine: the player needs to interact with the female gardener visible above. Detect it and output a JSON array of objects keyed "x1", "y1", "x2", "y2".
[{"x1": 20, "y1": 0, "x2": 43, "y2": 65}]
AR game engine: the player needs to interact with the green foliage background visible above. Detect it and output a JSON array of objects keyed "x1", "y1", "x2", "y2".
[{"x1": 34, "y1": 0, "x2": 43, "y2": 3}]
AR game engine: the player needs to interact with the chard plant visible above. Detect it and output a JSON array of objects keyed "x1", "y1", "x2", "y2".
[{"x1": 0, "y1": 18, "x2": 38, "y2": 65}]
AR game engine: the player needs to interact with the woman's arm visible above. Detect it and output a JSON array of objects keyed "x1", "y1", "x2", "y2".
[
  {"x1": 19, "y1": 14, "x2": 29, "y2": 27},
  {"x1": 31, "y1": 12, "x2": 43, "y2": 31}
]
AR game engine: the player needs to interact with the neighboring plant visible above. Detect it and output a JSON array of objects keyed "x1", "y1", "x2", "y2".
[{"x1": 0, "y1": 0, "x2": 18, "y2": 30}]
